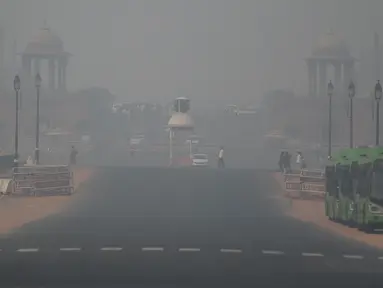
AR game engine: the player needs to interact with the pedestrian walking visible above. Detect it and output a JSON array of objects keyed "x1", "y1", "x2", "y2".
[
  {"x1": 70, "y1": 146, "x2": 78, "y2": 166},
  {"x1": 278, "y1": 151, "x2": 284, "y2": 172},
  {"x1": 218, "y1": 146, "x2": 225, "y2": 168}
]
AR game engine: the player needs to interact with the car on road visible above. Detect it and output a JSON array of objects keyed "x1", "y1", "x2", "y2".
[{"x1": 192, "y1": 154, "x2": 208, "y2": 167}]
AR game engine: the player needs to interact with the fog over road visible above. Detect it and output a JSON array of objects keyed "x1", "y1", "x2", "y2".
[{"x1": 0, "y1": 167, "x2": 382, "y2": 284}]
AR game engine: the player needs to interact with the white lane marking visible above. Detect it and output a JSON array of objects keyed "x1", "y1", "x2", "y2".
[
  {"x1": 343, "y1": 254, "x2": 364, "y2": 260},
  {"x1": 378, "y1": 256, "x2": 383, "y2": 260},
  {"x1": 262, "y1": 250, "x2": 285, "y2": 255},
  {"x1": 101, "y1": 247, "x2": 123, "y2": 251},
  {"x1": 142, "y1": 247, "x2": 164, "y2": 252},
  {"x1": 59, "y1": 248, "x2": 81, "y2": 251},
  {"x1": 220, "y1": 248, "x2": 242, "y2": 253},
  {"x1": 302, "y1": 252, "x2": 324, "y2": 257},
  {"x1": 178, "y1": 248, "x2": 200, "y2": 252},
  {"x1": 17, "y1": 248, "x2": 39, "y2": 253}
]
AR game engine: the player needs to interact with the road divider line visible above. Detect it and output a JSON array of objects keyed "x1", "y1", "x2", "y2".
[
  {"x1": 302, "y1": 253, "x2": 324, "y2": 257},
  {"x1": 343, "y1": 255, "x2": 364, "y2": 260},
  {"x1": 378, "y1": 256, "x2": 383, "y2": 260},
  {"x1": 142, "y1": 247, "x2": 164, "y2": 252},
  {"x1": 17, "y1": 248, "x2": 39, "y2": 253},
  {"x1": 101, "y1": 247, "x2": 123, "y2": 251},
  {"x1": 59, "y1": 248, "x2": 81, "y2": 251},
  {"x1": 178, "y1": 248, "x2": 200, "y2": 252},
  {"x1": 220, "y1": 249, "x2": 242, "y2": 253},
  {"x1": 262, "y1": 250, "x2": 285, "y2": 255}
]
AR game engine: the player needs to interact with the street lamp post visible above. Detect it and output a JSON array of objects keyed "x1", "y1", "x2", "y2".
[
  {"x1": 375, "y1": 80, "x2": 382, "y2": 146},
  {"x1": 35, "y1": 73, "x2": 42, "y2": 164},
  {"x1": 348, "y1": 80, "x2": 355, "y2": 148},
  {"x1": 169, "y1": 128, "x2": 173, "y2": 166},
  {"x1": 13, "y1": 75, "x2": 20, "y2": 170},
  {"x1": 327, "y1": 80, "x2": 334, "y2": 159}
]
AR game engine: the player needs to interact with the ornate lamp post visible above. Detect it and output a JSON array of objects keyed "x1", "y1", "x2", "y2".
[
  {"x1": 327, "y1": 80, "x2": 334, "y2": 158},
  {"x1": 348, "y1": 80, "x2": 355, "y2": 148},
  {"x1": 375, "y1": 80, "x2": 382, "y2": 146},
  {"x1": 35, "y1": 73, "x2": 42, "y2": 164}
]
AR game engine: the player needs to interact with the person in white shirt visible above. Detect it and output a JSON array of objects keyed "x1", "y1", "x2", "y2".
[
  {"x1": 218, "y1": 146, "x2": 225, "y2": 168},
  {"x1": 296, "y1": 151, "x2": 306, "y2": 169},
  {"x1": 26, "y1": 156, "x2": 34, "y2": 166},
  {"x1": 296, "y1": 152, "x2": 302, "y2": 165}
]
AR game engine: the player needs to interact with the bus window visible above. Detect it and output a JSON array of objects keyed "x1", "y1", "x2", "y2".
[
  {"x1": 336, "y1": 165, "x2": 353, "y2": 197},
  {"x1": 325, "y1": 165, "x2": 338, "y2": 197},
  {"x1": 372, "y1": 160, "x2": 383, "y2": 201},
  {"x1": 358, "y1": 163, "x2": 372, "y2": 198}
]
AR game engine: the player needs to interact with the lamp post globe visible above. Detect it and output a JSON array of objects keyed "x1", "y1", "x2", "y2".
[
  {"x1": 13, "y1": 75, "x2": 20, "y2": 92},
  {"x1": 348, "y1": 80, "x2": 355, "y2": 98},
  {"x1": 35, "y1": 73, "x2": 42, "y2": 88},
  {"x1": 327, "y1": 80, "x2": 334, "y2": 97},
  {"x1": 375, "y1": 80, "x2": 382, "y2": 101}
]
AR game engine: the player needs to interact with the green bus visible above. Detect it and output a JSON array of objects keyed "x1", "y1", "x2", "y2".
[
  {"x1": 354, "y1": 147, "x2": 383, "y2": 232},
  {"x1": 325, "y1": 146, "x2": 383, "y2": 232},
  {"x1": 325, "y1": 147, "x2": 368, "y2": 224}
]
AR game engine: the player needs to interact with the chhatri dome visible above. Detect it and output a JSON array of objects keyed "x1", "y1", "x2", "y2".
[
  {"x1": 306, "y1": 31, "x2": 355, "y2": 98},
  {"x1": 21, "y1": 22, "x2": 71, "y2": 91},
  {"x1": 24, "y1": 23, "x2": 65, "y2": 55},
  {"x1": 312, "y1": 31, "x2": 350, "y2": 59},
  {"x1": 168, "y1": 112, "x2": 194, "y2": 129}
]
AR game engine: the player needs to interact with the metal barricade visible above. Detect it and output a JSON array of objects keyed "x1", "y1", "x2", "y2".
[
  {"x1": 284, "y1": 170, "x2": 301, "y2": 182},
  {"x1": 12, "y1": 165, "x2": 73, "y2": 196},
  {"x1": 282, "y1": 169, "x2": 326, "y2": 200},
  {"x1": 300, "y1": 182, "x2": 325, "y2": 198}
]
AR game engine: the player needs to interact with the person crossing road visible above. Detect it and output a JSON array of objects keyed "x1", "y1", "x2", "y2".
[
  {"x1": 218, "y1": 146, "x2": 225, "y2": 168},
  {"x1": 70, "y1": 146, "x2": 78, "y2": 166}
]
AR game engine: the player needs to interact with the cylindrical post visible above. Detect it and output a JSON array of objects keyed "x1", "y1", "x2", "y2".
[
  {"x1": 328, "y1": 94, "x2": 332, "y2": 158},
  {"x1": 35, "y1": 86, "x2": 40, "y2": 164},
  {"x1": 169, "y1": 129, "x2": 173, "y2": 166},
  {"x1": 189, "y1": 141, "x2": 192, "y2": 158},
  {"x1": 14, "y1": 90, "x2": 19, "y2": 170},
  {"x1": 376, "y1": 101, "x2": 380, "y2": 146},
  {"x1": 350, "y1": 98, "x2": 353, "y2": 148}
]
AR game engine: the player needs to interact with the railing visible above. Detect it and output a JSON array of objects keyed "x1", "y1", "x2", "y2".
[
  {"x1": 283, "y1": 169, "x2": 325, "y2": 199},
  {"x1": 12, "y1": 165, "x2": 73, "y2": 196}
]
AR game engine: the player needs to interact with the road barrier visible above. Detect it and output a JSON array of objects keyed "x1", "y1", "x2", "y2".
[
  {"x1": 12, "y1": 165, "x2": 73, "y2": 196},
  {"x1": 283, "y1": 169, "x2": 325, "y2": 200}
]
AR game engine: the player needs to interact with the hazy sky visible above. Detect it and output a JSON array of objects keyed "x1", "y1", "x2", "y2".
[{"x1": 1, "y1": 0, "x2": 382, "y2": 106}]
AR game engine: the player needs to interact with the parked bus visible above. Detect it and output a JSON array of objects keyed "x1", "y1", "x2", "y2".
[{"x1": 325, "y1": 146, "x2": 383, "y2": 232}]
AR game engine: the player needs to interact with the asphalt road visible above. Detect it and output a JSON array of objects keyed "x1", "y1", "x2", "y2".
[{"x1": 0, "y1": 167, "x2": 382, "y2": 286}]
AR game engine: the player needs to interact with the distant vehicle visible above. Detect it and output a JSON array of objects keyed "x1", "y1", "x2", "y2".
[
  {"x1": 192, "y1": 154, "x2": 208, "y2": 167},
  {"x1": 130, "y1": 135, "x2": 144, "y2": 146},
  {"x1": 186, "y1": 135, "x2": 202, "y2": 145},
  {"x1": 129, "y1": 135, "x2": 145, "y2": 153}
]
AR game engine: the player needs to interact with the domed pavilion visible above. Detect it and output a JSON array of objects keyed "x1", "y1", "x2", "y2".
[
  {"x1": 305, "y1": 32, "x2": 356, "y2": 97},
  {"x1": 21, "y1": 23, "x2": 71, "y2": 91}
]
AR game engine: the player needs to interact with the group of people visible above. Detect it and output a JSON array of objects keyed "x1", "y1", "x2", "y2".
[{"x1": 278, "y1": 150, "x2": 306, "y2": 173}]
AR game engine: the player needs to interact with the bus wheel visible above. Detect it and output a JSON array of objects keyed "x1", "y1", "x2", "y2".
[{"x1": 359, "y1": 224, "x2": 374, "y2": 233}]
